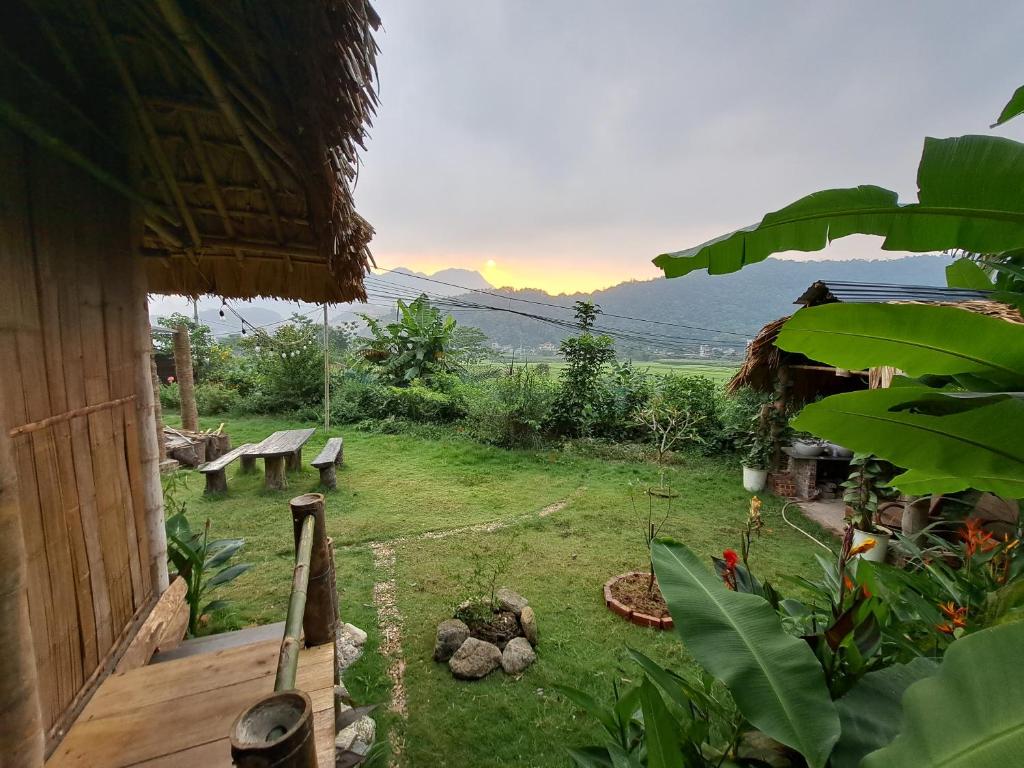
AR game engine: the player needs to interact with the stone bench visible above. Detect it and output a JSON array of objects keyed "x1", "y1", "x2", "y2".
[
  {"x1": 197, "y1": 443, "x2": 254, "y2": 495},
  {"x1": 311, "y1": 437, "x2": 344, "y2": 489}
]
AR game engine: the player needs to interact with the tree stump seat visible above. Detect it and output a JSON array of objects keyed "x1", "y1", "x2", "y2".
[
  {"x1": 198, "y1": 443, "x2": 255, "y2": 495},
  {"x1": 310, "y1": 438, "x2": 344, "y2": 489}
]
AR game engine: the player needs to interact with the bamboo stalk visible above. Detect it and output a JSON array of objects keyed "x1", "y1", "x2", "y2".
[
  {"x1": 290, "y1": 493, "x2": 336, "y2": 646},
  {"x1": 275, "y1": 513, "x2": 315, "y2": 691},
  {"x1": 7, "y1": 395, "x2": 136, "y2": 437}
]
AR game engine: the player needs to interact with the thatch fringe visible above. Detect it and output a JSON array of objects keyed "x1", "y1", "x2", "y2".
[{"x1": 2, "y1": 0, "x2": 381, "y2": 303}]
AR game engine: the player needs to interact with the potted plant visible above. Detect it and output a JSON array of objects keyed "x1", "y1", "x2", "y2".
[
  {"x1": 741, "y1": 408, "x2": 773, "y2": 492},
  {"x1": 842, "y1": 453, "x2": 891, "y2": 562}
]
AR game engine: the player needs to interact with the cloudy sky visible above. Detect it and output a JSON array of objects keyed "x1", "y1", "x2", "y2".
[{"x1": 353, "y1": 0, "x2": 1024, "y2": 293}]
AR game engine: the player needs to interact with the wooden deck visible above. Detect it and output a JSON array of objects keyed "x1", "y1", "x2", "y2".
[{"x1": 46, "y1": 638, "x2": 335, "y2": 767}]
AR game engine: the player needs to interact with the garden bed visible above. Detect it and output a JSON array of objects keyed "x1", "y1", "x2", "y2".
[{"x1": 604, "y1": 571, "x2": 674, "y2": 630}]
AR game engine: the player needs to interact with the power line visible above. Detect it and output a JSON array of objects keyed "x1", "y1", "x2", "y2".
[{"x1": 367, "y1": 267, "x2": 758, "y2": 337}]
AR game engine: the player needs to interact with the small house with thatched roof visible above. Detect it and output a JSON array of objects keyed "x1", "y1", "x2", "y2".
[
  {"x1": 1, "y1": 2, "x2": 379, "y2": 765},
  {"x1": 731, "y1": 281, "x2": 1023, "y2": 499}
]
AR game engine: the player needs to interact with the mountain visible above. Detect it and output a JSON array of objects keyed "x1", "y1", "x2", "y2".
[{"x1": 437, "y1": 255, "x2": 954, "y2": 359}]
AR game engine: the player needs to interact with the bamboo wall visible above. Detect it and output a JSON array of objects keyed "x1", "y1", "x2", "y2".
[{"x1": 0, "y1": 129, "x2": 158, "y2": 749}]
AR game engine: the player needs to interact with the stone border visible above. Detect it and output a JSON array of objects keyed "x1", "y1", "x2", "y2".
[{"x1": 603, "y1": 571, "x2": 674, "y2": 631}]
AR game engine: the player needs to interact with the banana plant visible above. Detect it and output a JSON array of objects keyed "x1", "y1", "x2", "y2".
[
  {"x1": 165, "y1": 511, "x2": 254, "y2": 636},
  {"x1": 652, "y1": 83, "x2": 1024, "y2": 499}
]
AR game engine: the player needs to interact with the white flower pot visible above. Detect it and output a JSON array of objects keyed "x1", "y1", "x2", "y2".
[
  {"x1": 742, "y1": 466, "x2": 767, "y2": 493},
  {"x1": 852, "y1": 526, "x2": 891, "y2": 562}
]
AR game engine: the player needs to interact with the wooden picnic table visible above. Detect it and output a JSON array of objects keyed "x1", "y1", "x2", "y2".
[{"x1": 246, "y1": 428, "x2": 316, "y2": 489}]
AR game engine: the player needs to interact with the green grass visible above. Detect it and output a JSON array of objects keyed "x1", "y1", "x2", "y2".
[{"x1": 168, "y1": 414, "x2": 828, "y2": 767}]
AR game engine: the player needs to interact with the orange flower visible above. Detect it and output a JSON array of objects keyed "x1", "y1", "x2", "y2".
[
  {"x1": 959, "y1": 518, "x2": 998, "y2": 557},
  {"x1": 848, "y1": 538, "x2": 877, "y2": 557},
  {"x1": 937, "y1": 606, "x2": 966, "y2": 626},
  {"x1": 935, "y1": 622, "x2": 956, "y2": 635},
  {"x1": 843, "y1": 574, "x2": 855, "y2": 592}
]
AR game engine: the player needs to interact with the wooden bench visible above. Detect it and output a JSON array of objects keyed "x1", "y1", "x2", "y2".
[
  {"x1": 198, "y1": 443, "x2": 254, "y2": 494},
  {"x1": 310, "y1": 437, "x2": 344, "y2": 489}
]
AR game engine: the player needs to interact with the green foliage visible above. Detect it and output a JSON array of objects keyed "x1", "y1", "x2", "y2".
[
  {"x1": 194, "y1": 381, "x2": 240, "y2": 415},
  {"x1": 361, "y1": 296, "x2": 476, "y2": 385},
  {"x1": 861, "y1": 622, "x2": 1024, "y2": 767},
  {"x1": 162, "y1": 473, "x2": 253, "y2": 635},
  {"x1": 159, "y1": 381, "x2": 180, "y2": 410},
  {"x1": 238, "y1": 315, "x2": 324, "y2": 413},
  {"x1": 465, "y1": 365, "x2": 557, "y2": 447},
  {"x1": 651, "y1": 539, "x2": 841, "y2": 768},
  {"x1": 654, "y1": 83, "x2": 1024, "y2": 500},
  {"x1": 156, "y1": 313, "x2": 216, "y2": 377},
  {"x1": 549, "y1": 301, "x2": 618, "y2": 436},
  {"x1": 841, "y1": 454, "x2": 890, "y2": 533},
  {"x1": 381, "y1": 381, "x2": 466, "y2": 423}
]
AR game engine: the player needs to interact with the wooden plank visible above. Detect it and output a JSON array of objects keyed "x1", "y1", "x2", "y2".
[
  {"x1": 198, "y1": 442, "x2": 254, "y2": 473},
  {"x1": 47, "y1": 642, "x2": 335, "y2": 768},
  {"x1": 251, "y1": 428, "x2": 316, "y2": 457},
  {"x1": 311, "y1": 437, "x2": 343, "y2": 468},
  {"x1": 113, "y1": 578, "x2": 187, "y2": 674}
]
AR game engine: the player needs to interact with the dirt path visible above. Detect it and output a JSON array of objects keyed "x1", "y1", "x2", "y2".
[{"x1": 362, "y1": 489, "x2": 584, "y2": 761}]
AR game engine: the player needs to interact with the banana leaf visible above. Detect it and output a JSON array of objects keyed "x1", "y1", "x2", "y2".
[
  {"x1": 651, "y1": 539, "x2": 839, "y2": 768},
  {"x1": 945, "y1": 258, "x2": 993, "y2": 289},
  {"x1": 830, "y1": 657, "x2": 937, "y2": 768},
  {"x1": 774, "y1": 304, "x2": 1024, "y2": 384},
  {"x1": 791, "y1": 388, "x2": 1024, "y2": 498},
  {"x1": 654, "y1": 135, "x2": 1024, "y2": 278},
  {"x1": 639, "y1": 678, "x2": 684, "y2": 768},
  {"x1": 992, "y1": 83, "x2": 1024, "y2": 127},
  {"x1": 862, "y1": 622, "x2": 1024, "y2": 767}
]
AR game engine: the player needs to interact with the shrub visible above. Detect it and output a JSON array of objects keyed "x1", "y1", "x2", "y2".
[
  {"x1": 548, "y1": 301, "x2": 617, "y2": 437},
  {"x1": 466, "y1": 366, "x2": 557, "y2": 447},
  {"x1": 717, "y1": 386, "x2": 774, "y2": 454},
  {"x1": 385, "y1": 382, "x2": 466, "y2": 423},
  {"x1": 656, "y1": 374, "x2": 722, "y2": 448},
  {"x1": 159, "y1": 382, "x2": 180, "y2": 410},
  {"x1": 195, "y1": 382, "x2": 240, "y2": 415}
]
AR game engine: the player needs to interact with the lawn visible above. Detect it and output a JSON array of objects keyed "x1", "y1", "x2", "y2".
[{"x1": 168, "y1": 414, "x2": 829, "y2": 767}]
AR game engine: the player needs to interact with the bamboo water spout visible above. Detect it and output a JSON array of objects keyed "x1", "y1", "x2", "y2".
[{"x1": 275, "y1": 514, "x2": 315, "y2": 691}]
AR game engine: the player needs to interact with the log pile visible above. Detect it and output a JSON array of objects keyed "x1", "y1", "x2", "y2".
[{"x1": 163, "y1": 424, "x2": 230, "y2": 468}]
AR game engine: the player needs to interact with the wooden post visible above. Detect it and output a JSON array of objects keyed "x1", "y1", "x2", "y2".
[
  {"x1": 230, "y1": 690, "x2": 318, "y2": 768},
  {"x1": 172, "y1": 324, "x2": 198, "y2": 432},
  {"x1": 150, "y1": 353, "x2": 166, "y2": 460},
  {"x1": 240, "y1": 453, "x2": 257, "y2": 473},
  {"x1": 289, "y1": 493, "x2": 336, "y2": 646},
  {"x1": 134, "y1": 232, "x2": 169, "y2": 593},
  {"x1": 0, "y1": 396, "x2": 44, "y2": 768},
  {"x1": 265, "y1": 456, "x2": 287, "y2": 490},
  {"x1": 287, "y1": 448, "x2": 302, "y2": 472},
  {"x1": 323, "y1": 303, "x2": 330, "y2": 433}
]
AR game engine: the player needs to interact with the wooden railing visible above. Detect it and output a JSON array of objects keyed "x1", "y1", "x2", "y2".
[{"x1": 229, "y1": 493, "x2": 337, "y2": 768}]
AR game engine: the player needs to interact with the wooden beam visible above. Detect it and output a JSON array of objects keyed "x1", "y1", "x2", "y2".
[{"x1": 113, "y1": 577, "x2": 186, "y2": 673}]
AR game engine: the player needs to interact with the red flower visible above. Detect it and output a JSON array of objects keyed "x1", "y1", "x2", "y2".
[
  {"x1": 959, "y1": 518, "x2": 997, "y2": 557},
  {"x1": 723, "y1": 549, "x2": 739, "y2": 569}
]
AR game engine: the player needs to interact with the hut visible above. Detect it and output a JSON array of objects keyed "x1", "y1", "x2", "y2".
[
  {"x1": 731, "y1": 281, "x2": 1023, "y2": 498},
  {"x1": 0, "y1": 2, "x2": 379, "y2": 765}
]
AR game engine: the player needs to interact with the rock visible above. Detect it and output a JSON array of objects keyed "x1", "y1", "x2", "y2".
[
  {"x1": 336, "y1": 633, "x2": 363, "y2": 673},
  {"x1": 335, "y1": 713, "x2": 376, "y2": 753},
  {"x1": 340, "y1": 622, "x2": 368, "y2": 647},
  {"x1": 434, "y1": 618, "x2": 470, "y2": 662},
  {"x1": 496, "y1": 588, "x2": 529, "y2": 616},
  {"x1": 519, "y1": 605, "x2": 538, "y2": 647},
  {"x1": 501, "y1": 637, "x2": 536, "y2": 675},
  {"x1": 334, "y1": 683, "x2": 355, "y2": 709},
  {"x1": 449, "y1": 637, "x2": 501, "y2": 679}
]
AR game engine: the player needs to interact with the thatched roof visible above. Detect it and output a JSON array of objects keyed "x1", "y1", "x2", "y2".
[
  {"x1": 729, "y1": 299, "x2": 1024, "y2": 395},
  {"x1": 2, "y1": 0, "x2": 380, "y2": 303}
]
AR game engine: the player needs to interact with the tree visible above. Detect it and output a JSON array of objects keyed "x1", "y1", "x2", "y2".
[
  {"x1": 548, "y1": 301, "x2": 616, "y2": 436},
  {"x1": 239, "y1": 314, "x2": 324, "y2": 412},
  {"x1": 359, "y1": 295, "x2": 478, "y2": 386},
  {"x1": 652, "y1": 85, "x2": 1024, "y2": 498}
]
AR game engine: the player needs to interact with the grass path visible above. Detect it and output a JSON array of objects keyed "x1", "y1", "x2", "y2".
[{"x1": 170, "y1": 415, "x2": 828, "y2": 767}]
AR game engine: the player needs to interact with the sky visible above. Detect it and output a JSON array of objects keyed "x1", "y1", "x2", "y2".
[{"x1": 351, "y1": 0, "x2": 1024, "y2": 294}]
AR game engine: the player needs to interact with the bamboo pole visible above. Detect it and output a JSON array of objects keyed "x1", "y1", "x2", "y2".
[
  {"x1": 150, "y1": 354, "x2": 166, "y2": 460},
  {"x1": 136, "y1": 287, "x2": 170, "y2": 593},
  {"x1": 172, "y1": 325, "x2": 198, "y2": 432},
  {"x1": 0, "y1": 368, "x2": 44, "y2": 768},
  {"x1": 276, "y1": 513, "x2": 315, "y2": 691},
  {"x1": 289, "y1": 493, "x2": 336, "y2": 647}
]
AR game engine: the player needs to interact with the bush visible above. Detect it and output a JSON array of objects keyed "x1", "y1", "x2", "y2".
[
  {"x1": 656, "y1": 374, "x2": 722, "y2": 449},
  {"x1": 717, "y1": 386, "x2": 774, "y2": 454},
  {"x1": 195, "y1": 382, "x2": 240, "y2": 415},
  {"x1": 159, "y1": 382, "x2": 180, "y2": 410},
  {"x1": 384, "y1": 382, "x2": 466, "y2": 423},
  {"x1": 466, "y1": 366, "x2": 557, "y2": 447}
]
